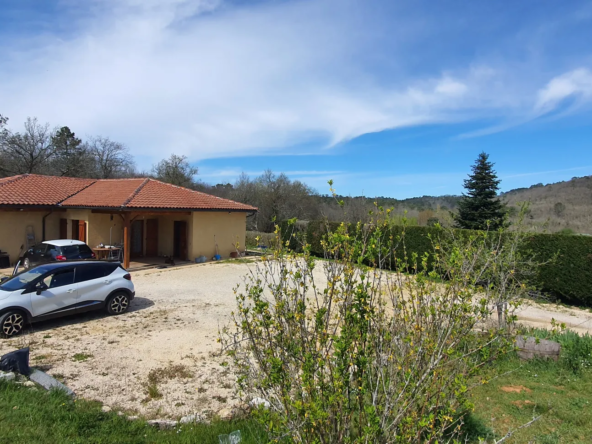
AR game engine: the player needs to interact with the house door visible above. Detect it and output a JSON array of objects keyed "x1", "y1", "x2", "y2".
[
  {"x1": 71, "y1": 220, "x2": 87, "y2": 242},
  {"x1": 78, "y1": 221, "x2": 87, "y2": 243},
  {"x1": 173, "y1": 221, "x2": 187, "y2": 260},
  {"x1": 60, "y1": 219, "x2": 68, "y2": 239},
  {"x1": 146, "y1": 219, "x2": 158, "y2": 256},
  {"x1": 71, "y1": 220, "x2": 79, "y2": 240},
  {"x1": 131, "y1": 220, "x2": 143, "y2": 257}
]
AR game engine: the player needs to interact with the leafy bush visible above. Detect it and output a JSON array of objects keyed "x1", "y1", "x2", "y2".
[
  {"x1": 223, "y1": 214, "x2": 528, "y2": 443},
  {"x1": 286, "y1": 220, "x2": 592, "y2": 306}
]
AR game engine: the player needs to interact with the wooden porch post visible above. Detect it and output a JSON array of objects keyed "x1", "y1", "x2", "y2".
[{"x1": 123, "y1": 212, "x2": 131, "y2": 269}]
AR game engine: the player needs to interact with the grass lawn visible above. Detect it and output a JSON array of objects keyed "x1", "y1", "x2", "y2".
[
  {"x1": 0, "y1": 381, "x2": 265, "y2": 444},
  {"x1": 469, "y1": 352, "x2": 592, "y2": 442}
]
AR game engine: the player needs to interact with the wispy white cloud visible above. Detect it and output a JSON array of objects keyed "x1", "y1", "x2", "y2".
[
  {"x1": 535, "y1": 68, "x2": 592, "y2": 113},
  {"x1": 502, "y1": 165, "x2": 592, "y2": 180},
  {"x1": 0, "y1": 0, "x2": 591, "y2": 166}
]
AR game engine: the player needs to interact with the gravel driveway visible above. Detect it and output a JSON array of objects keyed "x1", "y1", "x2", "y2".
[
  {"x1": 1, "y1": 260, "x2": 591, "y2": 420},
  {"x1": 0, "y1": 261, "x2": 254, "y2": 420}
]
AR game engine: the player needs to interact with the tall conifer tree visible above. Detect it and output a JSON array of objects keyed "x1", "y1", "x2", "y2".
[{"x1": 455, "y1": 152, "x2": 507, "y2": 230}]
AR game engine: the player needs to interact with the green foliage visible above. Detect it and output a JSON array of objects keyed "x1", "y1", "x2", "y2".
[
  {"x1": 554, "y1": 202, "x2": 566, "y2": 217},
  {"x1": 523, "y1": 327, "x2": 592, "y2": 373},
  {"x1": 471, "y1": 351, "x2": 592, "y2": 443},
  {"x1": 427, "y1": 216, "x2": 439, "y2": 227},
  {"x1": 51, "y1": 126, "x2": 88, "y2": 177},
  {"x1": 523, "y1": 233, "x2": 592, "y2": 306},
  {"x1": 224, "y1": 209, "x2": 525, "y2": 443},
  {"x1": 245, "y1": 231, "x2": 277, "y2": 248},
  {"x1": 287, "y1": 219, "x2": 592, "y2": 307},
  {"x1": 0, "y1": 381, "x2": 265, "y2": 444},
  {"x1": 558, "y1": 228, "x2": 575, "y2": 235},
  {"x1": 455, "y1": 152, "x2": 507, "y2": 230}
]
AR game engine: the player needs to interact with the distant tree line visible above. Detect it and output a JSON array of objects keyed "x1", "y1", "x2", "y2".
[
  {"x1": 0, "y1": 116, "x2": 135, "y2": 179},
  {"x1": 1, "y1": 115, "x2": 515, "y2": 234}
]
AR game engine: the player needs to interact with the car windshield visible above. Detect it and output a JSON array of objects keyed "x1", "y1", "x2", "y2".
[
  {"x1": 0, "y1": 265, "x2": 53, "y2": 291},
  {"x1": 61, "y1": 245, "x2": 93, "y2": 258}
]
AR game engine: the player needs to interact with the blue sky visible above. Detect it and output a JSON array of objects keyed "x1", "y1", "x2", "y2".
[{"x1": 1, "y1": 0, "x2": 592, "y2": 198}]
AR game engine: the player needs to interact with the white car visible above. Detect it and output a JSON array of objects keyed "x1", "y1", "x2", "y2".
[{"x1": 0, "y1": 261, "x2": 135, "y2": 338}]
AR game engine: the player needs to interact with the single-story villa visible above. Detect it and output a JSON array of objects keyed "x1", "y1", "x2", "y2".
[{"x1": 0, "y1": 174, "x2": 257, "y2": 268}]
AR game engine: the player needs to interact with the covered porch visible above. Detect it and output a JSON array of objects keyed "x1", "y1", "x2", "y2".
[{"x1": 85, "y1": 209, "x2": 193, "y2": 270}]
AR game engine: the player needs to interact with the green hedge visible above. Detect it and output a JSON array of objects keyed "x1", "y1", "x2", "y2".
[
  {"x1": 522, "y1": 234, "x2": 592, "y2": 306},
  {"x1": 279, "y1": 220, "x2": 592, "y2": 307}
]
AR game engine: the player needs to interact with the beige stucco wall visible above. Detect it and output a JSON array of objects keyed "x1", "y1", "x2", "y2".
[
  {"x1": 87, "y1": 213, "x2": 124, "y2": 248},
  {"x1": 0, "y1": 210, "x2": 62, "y2": 264},
  {"x1": 156, "y1": 214, "x2": 193, "y2": 257},
  {"x1": 191, "y1": 212, "x2": 247, "y2": 260},
  {"x1": 60, "y1": 210, "x2": 124, "y2": 249},
  {"x1": 0, "y1": 208, "x2": 249, "y2": 265}
]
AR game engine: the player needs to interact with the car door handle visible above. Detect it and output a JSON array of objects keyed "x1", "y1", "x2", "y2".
[
  {"x1": 104, "y1": 280, "x2": 111, "y2": 284},
  {"x1": 67, "y1": 289, "x2": 75, "y2": 293}
]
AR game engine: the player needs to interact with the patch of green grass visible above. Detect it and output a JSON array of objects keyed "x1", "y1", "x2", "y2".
[
  {"x1": 143, "y1": 364, "x2": 193, "y2": 401},
  {"x1": 520, "y1": 327, "x2": 592, "y2": 373},
  {"x1": 145, "y1": 383, "x2": 162, "y2": 400},
  {"x1": 72, "y1": 353, "x2": 93, "y2": 362},
  {"x1": 0, "y1": 381, "x2": 266, "y2": 444},
  {"x1": 469, "y1": 353, "x2": 592, "y2": 443},
  {"x1": 147, "y1": 364, "x2": 193, "y2": 385}
]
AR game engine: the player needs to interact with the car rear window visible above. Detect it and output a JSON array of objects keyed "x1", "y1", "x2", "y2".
[
  {"x1": 103, "y1": 263, "x2": 120, "y2": 275},
  {"x1": 60, "y1": 245, "x2": 94, "y2": 258},
  {"x1": 75, "y1": 265, "x2": 106, "y2": 283}
]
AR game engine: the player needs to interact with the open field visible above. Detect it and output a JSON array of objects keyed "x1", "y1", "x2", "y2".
[{"x1": 1, "y1": 260, "x2": 591, "y2": 422}]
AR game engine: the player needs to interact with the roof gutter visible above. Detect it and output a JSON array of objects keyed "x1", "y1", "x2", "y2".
[{"x1": 42, "y1": 209, "x2": 53, "y2": 241}]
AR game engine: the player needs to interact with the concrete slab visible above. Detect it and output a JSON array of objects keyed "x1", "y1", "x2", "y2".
[{"x1": 29, "y1": 369, "x2": 75, "y2": 397}]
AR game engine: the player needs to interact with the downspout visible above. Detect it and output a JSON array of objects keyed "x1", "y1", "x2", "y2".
[{"x1": 42, "y1": 209, "x2": 53, "y2": 241}]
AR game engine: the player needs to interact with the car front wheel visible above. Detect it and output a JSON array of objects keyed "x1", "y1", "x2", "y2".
[
  {"x1": 106, "y1": 292, "x2": 130, "y2": 315},
  {"x1": 0, "y1": 311, "x2": 26, "y2": 338}
]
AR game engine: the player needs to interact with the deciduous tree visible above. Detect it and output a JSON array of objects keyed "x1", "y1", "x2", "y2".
[
  {"x1": 0, "y1": 117, "x2": 55, "y2": 176},
  {"x1": 87, "y1": 136, "x2": 135, "y2": 179},
  {"x1": 152, "y1": 154, "x2": 197, "y2": 187}
]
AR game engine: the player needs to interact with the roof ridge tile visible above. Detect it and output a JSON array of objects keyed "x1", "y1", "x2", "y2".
[
  {"x1": 122, "y1": 178, "x2": 150, "y2": 207},
  {"x1": 57, "y1": 179, "x2": 98, "y2": 205}
]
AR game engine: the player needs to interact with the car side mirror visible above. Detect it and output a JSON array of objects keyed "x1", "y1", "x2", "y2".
[{"x1": 36, "y1": 282, "x2": 48, "y2": 295}]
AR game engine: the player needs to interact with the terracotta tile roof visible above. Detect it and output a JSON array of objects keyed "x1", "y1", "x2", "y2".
[
  {"x1": 126, "y1": 179, "x2": 257, "y2": 211},
  {"x1": 0, "y1": 175, "x2": 95, "y2": 205},
  {"x1": 61, "y1": 178, "x2": 147, "y2": 208},
  {"x1": 0, "y1": 174, "x2": 257, "y2": 212}
]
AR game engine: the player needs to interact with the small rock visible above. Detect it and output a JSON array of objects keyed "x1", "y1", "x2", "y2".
[
  {"x1": 147, "y1": 419, "x2": 178, "y2": 430},
  {"x1": 23, "y1": 381, "x2": 35, "y2": 388},
  {"x1": 101, "y1": 406, "x2": 112, "y2": 413},
  {"x1": 217, "y1": 407, "x2": 234, "y2": 420},
  {"x1": 250, "y1": 397, "x2": 270, "y2": 409},
  {"x1": 127, "y1": 416, "x2": 139, "y2": 421},
  {"x1": 179, "y1": 413, "x2": 206, "y2": 424},
  {"x1": 0, "y1": 372, "x2": 15, "y2": 382}
]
